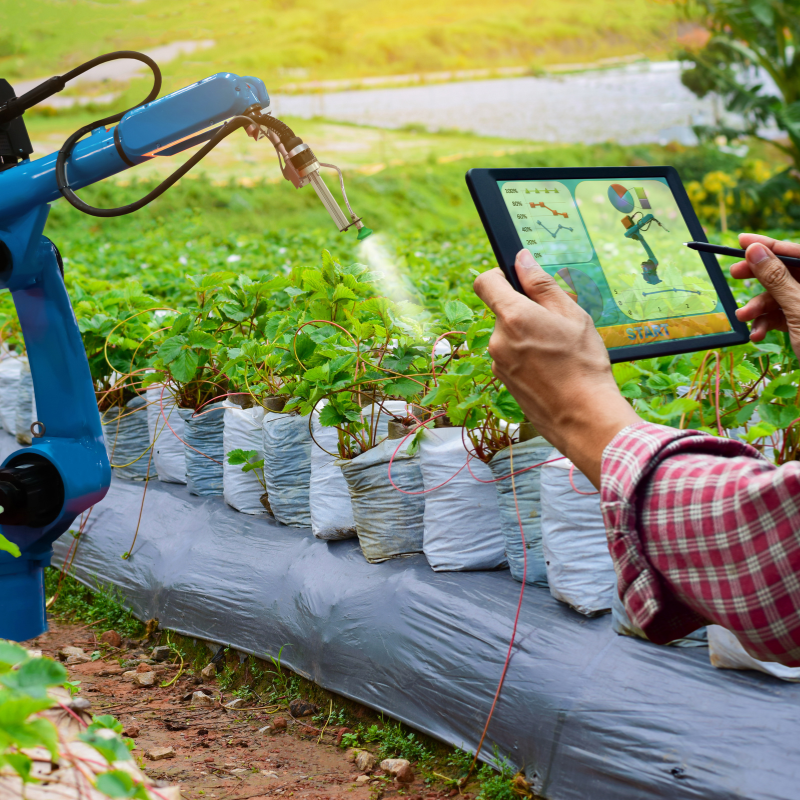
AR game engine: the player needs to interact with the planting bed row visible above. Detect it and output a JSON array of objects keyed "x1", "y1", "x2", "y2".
[{"x1": 25, "y1": 423, "x2": 800, "y2": 800}]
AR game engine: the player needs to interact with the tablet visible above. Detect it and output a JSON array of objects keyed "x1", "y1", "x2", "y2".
[{"x1": 466, "y1": 166, "x2": 750, "y2": 362}]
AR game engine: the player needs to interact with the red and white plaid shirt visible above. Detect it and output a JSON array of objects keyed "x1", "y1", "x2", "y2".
[{"x1": 601, "y1": 421, "x2": 800, "y2": 666}]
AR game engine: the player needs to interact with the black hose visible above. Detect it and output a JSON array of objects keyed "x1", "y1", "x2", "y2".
[
  {"x1": 57, "y1": 115, "x2": 255, "y2": 218},
  {"x1": 256, "y1": 113, "x2": 298, "y2": 147},
  {"x1": 0, "y1": 51, "x2": 161, "y2": 124}
]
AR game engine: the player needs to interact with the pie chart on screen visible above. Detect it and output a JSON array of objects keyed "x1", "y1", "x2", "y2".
[{"x1": 608, "y1": 183, "x2": 635, "y2": 213}]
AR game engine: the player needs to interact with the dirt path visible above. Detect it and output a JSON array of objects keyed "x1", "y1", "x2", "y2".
[{"x1": 28, "y1": 621, "x2": 445, "y2": 800}]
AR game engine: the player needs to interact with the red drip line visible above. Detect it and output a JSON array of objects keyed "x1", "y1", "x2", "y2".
[
  {"x1": 568, "y1": 462, "x2": 600, "y2": 496},
  {"x1": 470, "y1": 443, "x2": 529, "y2": 770},
  {"x1": 158, "y1": 384, "x2": 222, "y2": 465}
]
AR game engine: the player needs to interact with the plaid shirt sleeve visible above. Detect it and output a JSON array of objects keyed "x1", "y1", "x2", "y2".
[{"x1": 601, "y1": 421, "x2": 800, "y2": 666}]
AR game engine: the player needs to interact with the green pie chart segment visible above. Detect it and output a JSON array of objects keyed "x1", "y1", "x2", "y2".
[
  {"x1": 556, "y1": 267, "x2": 604, "y2": 323},
  {"x1": 608, "y1": 183, "x2": 635, "y2": 214}
]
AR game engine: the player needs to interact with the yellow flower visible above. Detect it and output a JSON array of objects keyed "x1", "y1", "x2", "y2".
[{"x1": 687, "y1": 181, "x2": 707, "y2": 203}]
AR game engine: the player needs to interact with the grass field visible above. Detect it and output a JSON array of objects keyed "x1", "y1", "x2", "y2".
[{"x1": 3, "y1": 0, "x2": 682, "y2": 95}]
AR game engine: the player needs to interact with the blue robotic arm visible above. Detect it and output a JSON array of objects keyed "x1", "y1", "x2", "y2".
[{"x1": 0, "y1": 56, "x2": 370, "y2": 641}]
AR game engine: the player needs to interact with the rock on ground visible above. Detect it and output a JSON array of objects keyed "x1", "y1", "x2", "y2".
[
  {"x1": 25, "y1": 620, "x2": 459, "y2": 800},
  {"x1": 147, "y1": 746, "x2": 175, "y2": 761}
]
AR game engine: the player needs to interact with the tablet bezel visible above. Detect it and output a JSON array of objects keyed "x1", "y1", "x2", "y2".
[{"x1": 466, "y1": 166, "x2": 750, "y2": 363}]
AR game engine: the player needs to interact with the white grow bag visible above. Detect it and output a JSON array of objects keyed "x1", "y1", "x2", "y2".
[
  {"x1": 146, "y1": 385, "x2": 187, "y2": 484},
  {"x1": 419, "y1": 426, "x2": 506, "y2": 572},
  {"x1": 223, "y1": 399, "x2": 267, "y2": 515},
  {"x1": 540, "y1": 453, "x2": 615, "y2": 616}
]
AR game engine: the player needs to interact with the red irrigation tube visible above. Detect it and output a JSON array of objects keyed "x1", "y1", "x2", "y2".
[
  {"x1": 568, "y1": 463, "x2": 600, "y2": 496},
  {"x1": 469, "y1": 443, "x2": 528, "y2": 775},
  {"x1": 384, "y1": 418, "x2": 600, "y2": 776},
  {"x1": 157, "y1": 383, "x2": 222, "y2": 465}
]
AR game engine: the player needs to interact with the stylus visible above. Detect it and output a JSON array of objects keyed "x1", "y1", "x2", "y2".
[{"x1": 684, "y1": 241, "x2": 800, "y2": 269}]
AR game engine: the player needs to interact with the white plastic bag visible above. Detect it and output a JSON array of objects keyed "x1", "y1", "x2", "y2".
[
  {"x1": 223, "y1": 399, "x2": 268, "y2": 515},
  {"x1": 487, "y1": 438, "x2": 553, "y2": 586},
  {"x1": 340, "y1": 435, "x2": 424, "y2": 563},
  {"x1": 308, "y1": 400, "x2": 406, "y2": 539},
  {"x1": 180, "y1": 403, "x2": 224, "y2": 496},
  {"x1": 262, "y1": 412, "x2": 312, "y2": 527},
  {"x1": 145, "y1": 386, "x2": 187, "y2": 484},
  {"x1": 15, "y1": 359, "x2": 36, "y2": 446},
  {"x1": 540, "y1": 453, "x2": 615, "y2": 616},
  {"x1": 310, "y1": 410, "x2": 356, "y2": 540},
  {"x1": 419, "y1": 426, "x2": 505, "y2": 572},
  {"x1": 102, "y1": 396, "x2": 154, "y2": 481},
  {"x1": 707, "y1": 625, "x2": 800, "y2": 680},
  {"x1": 0, "y1": 356, "x2": 22, "y2": 434}
]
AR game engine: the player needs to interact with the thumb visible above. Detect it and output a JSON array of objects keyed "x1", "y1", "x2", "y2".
[
  {"x1": 515, "y1": 249, "x2": 580, "y2": 315},
  {"x1": 747, "y1": 243, "x2": 800, "y2": 328}
]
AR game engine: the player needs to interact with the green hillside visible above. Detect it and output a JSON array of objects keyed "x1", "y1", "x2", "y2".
[{"x1": 2, "y1": 0, "x2": 679, "y2": 94}]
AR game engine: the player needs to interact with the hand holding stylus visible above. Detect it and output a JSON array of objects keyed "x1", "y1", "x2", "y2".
[{"x1": 731, "y1": 234, "x2": 800, "y2": 358}]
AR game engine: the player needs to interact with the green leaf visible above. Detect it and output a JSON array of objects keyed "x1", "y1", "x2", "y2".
[
  {"x1": 0, "y1": 716, "x2": 58, "y2": 758},
  {"x1": 0, "y1": 532, "x2": 20, "y2": 558},
  {"x1": 742, "y1": 422, "x2": 777, "y2": 443},
  {"x1": 293, "y1": 334, "x2": 316, "y2": 366},
  {"x1": 0, "y1": 658, "x2": 67, "y2": 698},
  {"x1": 384, "y1": 377, "x2": 422, "y2": 399},
  {"x1": 157, "y1": 335, "x2": 188, "y2": 365},
  {"x1": 169, "y1": 348, "x2": 200, "y2": 383},
  {"x1": 752, "y1": 343, "x2": 783, "y2": 354},
  {"x1": 773, "y1": 385, "x2": 797, "y2": 399},
  {"x1": 443, "y1": 300, "x2": 473, "y2": 329},
  {"x1": 1, "y1": 752, "x2": 32, "y2": 781},
  {"x1": 227, "y1": 448, "x2": 258, "y2": 466},
  {"x1": 332, "y1": 284, "x2": 357, "y2": 303},
  {"x1": 169, "y1": 313, "x2": 192, "y2": 336},
  {"x1": 620, "y1": 381, "x2": 642, "y2": 398},
  {"x1": 88, "y1": 715, "x2": 124, "y2": 734},
  {"x1": 95, "y1": 770, "x2": 140, "y2": 798},
  {"x1": 491, "y1": 388, "x2": 524, "y2": 423},
  {"x1": 319, "y1": 404, "x2": 347, "y2": 427},
  {"x1": 757, "y1": 402, "x2": 800, "y2": 429},
  {"x1": 187, "y1": 331, "x2": 218, "y2": 349},
  {"x1": 0, "y1": 641, "x2": 29, "y2": 671},
  {"x1": 734, "y1": 402, "x2": 757, "y2": 426},
  {"x1": 79, "y1": 730, "x2": 133, "y2": 764}
]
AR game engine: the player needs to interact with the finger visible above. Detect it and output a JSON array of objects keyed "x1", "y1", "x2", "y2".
[
  {"x1": 729, "y1": 259, "x2": 751, "y2": 280},
  {"x1": 750, "y1": 309, "x2": 788, "y2": 342},
  {"x1": 514, "y1": 249, "x2": 581, "y2": 315},
  {"x1": 473, "y1": 268, "x2": 524, "y2": 313},
  {"x1": 746, "y1": 243, "x2": 800, "y2": 325},
  {"x1": 739, "y1": 233, "x2": 800, "y2": 260},
  {"x1": 736, "y1": 291, "x2": 781, "y2": 322}
]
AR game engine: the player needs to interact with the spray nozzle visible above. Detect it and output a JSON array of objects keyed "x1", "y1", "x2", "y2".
[{"x1": 251, "y1": 110, "x2": 371, "y2": 238}]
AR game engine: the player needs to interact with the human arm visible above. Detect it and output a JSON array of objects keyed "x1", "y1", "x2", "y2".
[
  {"x1": 472, "y1": 249, "x2": 640, "y2": 487},
  {"x1": 475, "y1": 246, "x2": 800, "y2": 665}
]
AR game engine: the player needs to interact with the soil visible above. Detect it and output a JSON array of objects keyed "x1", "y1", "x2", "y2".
[{"x1": 27, "y1": 621, "x2": 450, "y2": 800}]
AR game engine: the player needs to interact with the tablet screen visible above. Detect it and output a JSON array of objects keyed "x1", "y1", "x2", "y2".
[{"x1": 496, "y1": 177, "x2": 732, "y2": 350}]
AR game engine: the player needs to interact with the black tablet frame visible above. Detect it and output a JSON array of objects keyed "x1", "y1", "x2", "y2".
[{"x1": 466, "y1": 166, "x2": 750, "y2": 363}]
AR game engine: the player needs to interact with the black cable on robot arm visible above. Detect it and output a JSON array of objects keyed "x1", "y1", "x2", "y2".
[
  {"x1": 0, "y1": 51, "x2": 161, "y2": 125},
  {"x1": 56, "y1": 116, "x2": 255, "y2": 218}
]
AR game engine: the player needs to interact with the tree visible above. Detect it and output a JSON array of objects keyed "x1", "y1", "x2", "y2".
[{"x1": 678, "y1": 0, "x2": 800, "y2": 175}]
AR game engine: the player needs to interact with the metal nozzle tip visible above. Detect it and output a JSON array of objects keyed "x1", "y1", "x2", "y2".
[{"x1": 357, "y1": 227, "x2": 374, "y2": 241}]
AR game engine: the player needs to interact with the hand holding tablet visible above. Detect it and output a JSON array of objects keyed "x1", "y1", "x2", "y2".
[{"x1": 467, "y1": 167, "x2": 749, "y2": 362}]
